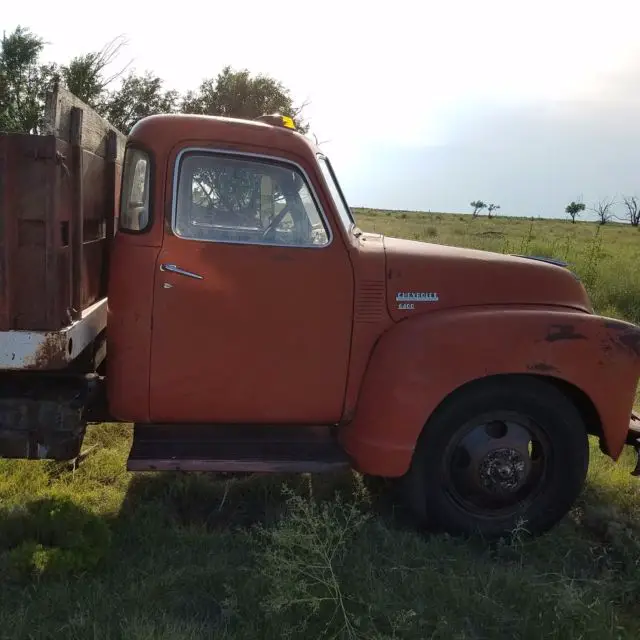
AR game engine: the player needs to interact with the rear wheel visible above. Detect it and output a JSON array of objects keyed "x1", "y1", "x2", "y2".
[{"x1": 403, "y1": 377, "x2": 589, "y2": 539}]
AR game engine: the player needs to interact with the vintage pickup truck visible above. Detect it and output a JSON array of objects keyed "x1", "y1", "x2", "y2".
[{"x1": 1, "y1": 86, "x2": 639, "y2": 539}]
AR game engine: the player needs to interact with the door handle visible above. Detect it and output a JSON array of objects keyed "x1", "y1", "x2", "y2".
[{"x1": 160, "y1": 263, "x2": 204, "y2": 280}]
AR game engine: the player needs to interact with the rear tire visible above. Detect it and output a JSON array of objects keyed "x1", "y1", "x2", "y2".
[{"x1": 403, "y1": 377, "x2": 589, "y2": 539}]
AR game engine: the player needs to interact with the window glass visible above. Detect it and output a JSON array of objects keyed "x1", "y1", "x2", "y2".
[
  {"x1": 174, "y1": 153, "x2": 330, "y2": 247},
  {"x1": 119, "y1": 148, "x2": 150, "y2": 231},
  {"x1": 317, "y1": 155, "x2": 354, "y2": 232}
]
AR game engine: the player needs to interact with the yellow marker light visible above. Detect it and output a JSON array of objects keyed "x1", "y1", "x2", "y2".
[{"x1": 256, "y1": 113, "x2": 297, "y2": 130}]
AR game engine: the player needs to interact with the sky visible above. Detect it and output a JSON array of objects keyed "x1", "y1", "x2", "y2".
[{"x1": 4, "y1": 0, "x2": 640, "y2": 218}]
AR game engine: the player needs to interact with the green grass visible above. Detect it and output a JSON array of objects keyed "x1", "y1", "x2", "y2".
[{"x1": 1, "y1": 210, "x2": 640, "y2": 639}]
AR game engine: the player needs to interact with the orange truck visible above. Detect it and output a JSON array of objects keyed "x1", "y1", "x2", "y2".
[{"x1": 1, "y1": 87, "x2": 639, "y2": 539}]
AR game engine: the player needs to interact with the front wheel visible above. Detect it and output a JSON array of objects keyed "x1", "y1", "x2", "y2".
[{"x1": 403, "y1": 377, "x2": 589, "y2": 539}]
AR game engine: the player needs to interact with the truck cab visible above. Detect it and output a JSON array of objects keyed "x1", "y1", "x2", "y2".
[
  {"x1": 108, "y1": 113, "x2": 364, "y2": 426},
  {"x1": 2, "y1": 99, "x2": 640, "y2": 540}
]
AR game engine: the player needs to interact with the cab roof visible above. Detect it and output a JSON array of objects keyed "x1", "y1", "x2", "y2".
[{"x1": 127, "y1": 113, "x2": 320, "y2": 160}]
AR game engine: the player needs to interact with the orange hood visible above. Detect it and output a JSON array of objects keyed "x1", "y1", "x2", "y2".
[{"x1": 383, "y1": 236, "x2": 592, "y2": 322}]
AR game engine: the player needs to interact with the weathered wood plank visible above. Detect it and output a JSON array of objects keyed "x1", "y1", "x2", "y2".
[
  {"x1": 70, "y1": 107, "x2": 84, "y2": 321},
  {"x1": 43, "y1": 84, "x2": 126, "y2": 163}
]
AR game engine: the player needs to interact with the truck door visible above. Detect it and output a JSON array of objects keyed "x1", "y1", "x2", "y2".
[{"x1": 148, "y1": 149, "x2": 354, "y2": 424}]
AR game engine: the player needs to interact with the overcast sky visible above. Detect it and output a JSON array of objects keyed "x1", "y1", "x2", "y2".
[{"x1": 5, "y1": 0, "x2": 640, "y2": 218}]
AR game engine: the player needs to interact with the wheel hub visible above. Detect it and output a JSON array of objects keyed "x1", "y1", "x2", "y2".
[
  {"x1": 478, "y1": 448, "x2": 527, "y2": 494},
  {"x1": 445, "y1": 415, "x2": 546, "y2": 515}
]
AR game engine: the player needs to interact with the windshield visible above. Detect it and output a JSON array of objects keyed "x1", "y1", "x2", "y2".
[
  {"x1": 174, "y1": 152, "x2": 330, "y2": 247},
  {"x1": 317, "y1": 155, "x2": 355, "y2": 233}
]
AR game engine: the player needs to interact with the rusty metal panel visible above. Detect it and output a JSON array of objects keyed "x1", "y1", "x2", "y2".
[{"x1": 0, "y1": 298, "x2": 107, "y2": 370}]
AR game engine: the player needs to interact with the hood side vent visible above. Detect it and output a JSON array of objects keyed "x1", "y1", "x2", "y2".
[{"x1": 355, "y1": 280, "x2": 385, "y2": 323}]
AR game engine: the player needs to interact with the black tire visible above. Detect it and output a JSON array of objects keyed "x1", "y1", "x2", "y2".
[{"x1": 403, "y1": 376, "x2": 589, "y2": 539}]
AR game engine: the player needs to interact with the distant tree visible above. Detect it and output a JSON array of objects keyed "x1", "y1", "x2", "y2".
[
  {"x1": 590, "y1": 197, "x2": 616, "y2": 225},
  {"x1": 101, "y1": 71, "x2": 179, "y2": 133},
  {"x1": 621, "y1": 196, "x2": 640, "y2": 227},
  {"x1": 565, "y1": 200, "x2": 585, "y2": 224},
  {"x1": 0, "y1": 26, "x2": 57, "y2": 133},
  {"x1": 181, "y1": 65, "x2": 309, "y2": 132},
  {"x1": 470, "y1": 200, "x2": 486, "y2": 217},
  {"x1": 487, "y1": 203, "x2": 500, "y2": 218},
  {"x1": 60, "y1": 36, "x2": 129, "y2": 107}
]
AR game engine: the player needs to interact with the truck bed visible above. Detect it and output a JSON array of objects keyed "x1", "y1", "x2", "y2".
[{"x1": 0, "y1": 85, "x2": 125, "y2": 345}]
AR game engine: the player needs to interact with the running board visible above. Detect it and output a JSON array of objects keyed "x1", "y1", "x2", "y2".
[{"x1": 127, "y1": 424, "x2": 351, "y2": 473}]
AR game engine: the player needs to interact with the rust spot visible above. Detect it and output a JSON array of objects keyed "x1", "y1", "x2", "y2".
[
  {"x1": 604, "y1": 320, "x2": 640, "y2": 358},
  {"x1": 24, "y1": 332, "x2": 69, "y2": 369},
  {"x1": 527, "y1": 362, "x2": 559, "y2": 373},
  {"x1": 545, "y1": 324, "x2": 587, "y2": 343}
]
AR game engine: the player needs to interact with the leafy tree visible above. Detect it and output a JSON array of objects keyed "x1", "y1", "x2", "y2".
[
  {"x1": 181, "y1": 65, "x2": 308, "y2": 132},
  {"x1": 178, "y1": 67, "x2": 310, "y2": 225},
  {"x1": 487, "y1": 203, "x2": 500, "y2": 218},
  {"x1": 590, "y1": 197, "x2": 616, "y2": 225},
  {"x1": 100, "y1": 71, "x2": 179, "y2": 133},
  {"x1": 60, "y1": 35, "x2": 128, "y2": 107},
  {"x1": 470, "y1": 200, "x2": 486, "y2": 217},
  {"x1": 565, "y1": 201, "x2": 585, "y2": 224},
  {"x1": 0, "y1": 26, "x2": 57, "y2": 133},
  {"x1": 621, "y1": 196, "x2": 640, "y2": 227},
  {"x1": 1, "y1": 27, "x2": 309, "y2": 139}
]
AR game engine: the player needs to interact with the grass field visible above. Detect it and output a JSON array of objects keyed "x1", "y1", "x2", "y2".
[{"x1": 1, "y1": 210, "x2": 640, "y2": 639}]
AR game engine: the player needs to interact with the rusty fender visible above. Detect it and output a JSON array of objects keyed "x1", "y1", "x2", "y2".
[{"x1": 340, "y1": 307, "x2": 640, "y2": 477}]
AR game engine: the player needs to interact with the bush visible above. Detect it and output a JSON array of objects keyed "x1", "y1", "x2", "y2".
[{"x1": 425, "y1": 226, "x2": 438, "y2": 238}]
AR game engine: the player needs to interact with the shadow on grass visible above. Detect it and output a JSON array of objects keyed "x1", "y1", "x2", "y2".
[{"x1": 118, "y1": 468, "x2": 415, "y2": 533}]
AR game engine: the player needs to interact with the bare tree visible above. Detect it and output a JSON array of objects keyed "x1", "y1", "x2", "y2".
[
  {"x1": 61, "y1": 35, "x2": 130, "y2": 106},
  {"x1": 621, "y1": 196, "x2": 640, "y2": 227},
  {"x1": 487, "y1": 203, "x2": 500, "y2": 218},
  {"x1": 590, "y1": 197, "x2": 616, "y2": 225}
]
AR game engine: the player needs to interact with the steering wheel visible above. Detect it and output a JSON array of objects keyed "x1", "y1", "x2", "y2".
[{"x1": 261, "y1": 204, "x2": 291, "y2": 241}]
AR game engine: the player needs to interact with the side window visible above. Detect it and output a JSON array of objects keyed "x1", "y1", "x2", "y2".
[
  {"x1": 173, "y1": 152, "x2": 330, "y2": 247},
  {"x1": 119, "y1": 147, "x2": 150, "y2": 232}
]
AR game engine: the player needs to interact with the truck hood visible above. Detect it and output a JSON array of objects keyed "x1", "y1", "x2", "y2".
[{"x1": 383, "y1": 236, "x2": 592, "y2": 321}]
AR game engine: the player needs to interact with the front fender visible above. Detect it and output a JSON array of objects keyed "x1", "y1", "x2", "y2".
[{"x1": 340, "y1": 306, "x2": 640, "y2": 477}]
